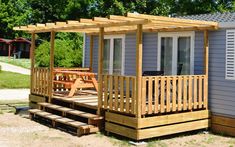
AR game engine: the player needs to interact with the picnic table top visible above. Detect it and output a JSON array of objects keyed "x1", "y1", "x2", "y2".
[{"x1": 53, "y1": 70, "x2": 97, "y2": 76}]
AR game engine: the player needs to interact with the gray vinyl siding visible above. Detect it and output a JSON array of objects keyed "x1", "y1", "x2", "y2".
[
  {"x1": 194, "y1": 31, "x2": 204, "y2": 74},
  {"x1": 84, "y1": 35, "x2": 90, "y2": 68},
  {"x1": 124, "y1": 33, "x2": 136, "y2": 75},
  {"x1": 208, "y1": 29, "x2": 235, "y2": 118}
]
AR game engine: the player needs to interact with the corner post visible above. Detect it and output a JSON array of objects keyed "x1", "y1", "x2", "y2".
[
  {"x1": 204, "y1": 30, "x2": 209, "y2": 109},
  {"x1": 98, "y1": 27, "x2": 104, "y2": 115},
  {"x1": 49, "y1": 31, "x2": 55, "y2": 102},
  {"x1": 89, "y1": 35, "x2": 94, "y2": 72},
  {"x1": 136, "y1": 24, "x2": 143, "y2": 118},
  {"x1": 30, "y1": 33, "x2": 36, "y2": 94}
]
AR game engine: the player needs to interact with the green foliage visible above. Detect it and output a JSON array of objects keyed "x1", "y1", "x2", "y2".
[
  {"x1": 35, "y1": 34, "x2": 83, "y2": 67},
  {"x1": 0, "y1": 0, "x2": 32, "y2": 38}
]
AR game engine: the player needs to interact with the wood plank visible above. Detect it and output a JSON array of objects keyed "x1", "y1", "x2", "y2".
[
  {"x1": 49, "y1": 31, "x2": 55, "y2": 102},
  {"x1": 98, "y1": 27, "x2": 104, "y2": 115},
  {"x1": 137, "y1": 119, "x2": 210, "y2": 140},
  {"x1": 29, "y1": 94, "x2": 46, "y2": 103},
  {"x1": 188, "y1": 76, "x2": 192, "y2": 110},
  {"x1": 160, "y1": 76, "x2": 165, "y2": 113},
  {"x1": 204, "y1": 76, "x2": 208, "y2": 109},
  {"x1": 138, "y1": 110, "x2": 210, "y2": 129},
  {"x1": 125, "y1": 77, "x2": 130, "y2": 113},
  {"x1": 105, "y1": 112, "x2": 137, "y2": 128},
  {"x1": 198, "y1": 76, "x2": 202, "y2": 108},
  {"x1": 105, "y1": 122, "x2": 137, "y2": 140},
  {"x1": 166, "y1": 77, "x2": 170, "y2": 112},
  {"x1": 148, "y1": 77, "x2": 153, "y2": 114},
  {"x1": 136, "y1": 24, "x2": 143, "y2": 118},
  {"x1": 212, "y1": 115, "x2": 235, "y2": 127},
  {"x1": 114, "y1": 76, "x2": 119, "y2": 111},
  {"x1": 109, "y1": 76, "x2": 113, "y2": 110},
  {"x1": 154, "y1": 77, "x2": 159, "y2": 114},
  {"x1": 120, "y1": 76, "x2": 124, "y2": 112},
  {"x1": 103, "y1": 75, "x2": 108, "y2": 109},
  {"x1": 172, "y1": 76, "x2": 176, "y2": 112},
  {"x1": 178, "y1": 76, "x2": 182, "y2": 111},
  {"x1": 131, "y1": 78, "x2": 136, "y2": 114},
  {"x1": 29, "y1": 103, "x2": 38, "y2": 109},
  {"x1": 141, "y1": 77, "x2": 146, "y2": 114},
  {"x1": 183, "y1": 76, "x2": 187, "y2": 111},
  {"x1": 193, "y1": 76, "x2": 198, "y2": 109}
]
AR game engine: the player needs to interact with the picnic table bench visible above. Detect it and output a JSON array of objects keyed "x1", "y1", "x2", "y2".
[{"x1": 53, "y1": 70, "x2": 98, "y2": 97}]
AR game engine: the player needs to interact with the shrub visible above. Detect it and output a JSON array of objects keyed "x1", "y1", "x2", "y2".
[{"x1": 35, "y1": 38, "x2": 82, "y2": 67}]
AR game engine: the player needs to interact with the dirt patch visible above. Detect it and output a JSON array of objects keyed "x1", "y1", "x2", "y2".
[
  {"x1": 0, "y1": 113, "x2": 117, "y2": 147},
  {"x1": 0, "y1": 113, "x2": 235, "y2": 147}
]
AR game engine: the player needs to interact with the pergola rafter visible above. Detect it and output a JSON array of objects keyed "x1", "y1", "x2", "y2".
[{"x1": 13, "y1": 13, "x2": 218, "y2": 34}]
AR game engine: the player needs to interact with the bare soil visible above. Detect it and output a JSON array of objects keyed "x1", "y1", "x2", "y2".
[{"x1": 0, "y1": 113, "x2": 235, "y2": 147}]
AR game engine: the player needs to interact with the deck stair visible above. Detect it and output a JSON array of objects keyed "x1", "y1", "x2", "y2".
[{"x1": 28, "y1": 99, "x2": 103, "y2": 136}]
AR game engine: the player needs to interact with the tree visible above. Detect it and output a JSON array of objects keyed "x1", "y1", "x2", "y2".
[{"x1": 0, "y1": 0, "x2": 32, "y2": 38}]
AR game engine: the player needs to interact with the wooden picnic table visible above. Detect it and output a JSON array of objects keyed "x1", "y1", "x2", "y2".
[{"x1": 53, "y1": 70, "x2": 98, "y2": 97}]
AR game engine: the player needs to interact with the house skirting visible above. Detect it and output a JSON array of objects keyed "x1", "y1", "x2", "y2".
[
  {"x1": 212, "y1": 115, "x2": 235, "y2": 136},
  {"x1": 105, "y1": 110, "x2": 210, "y2": 140},
  {"x1": 29, "y1": 94, "x2": 48, "y2": 109}
]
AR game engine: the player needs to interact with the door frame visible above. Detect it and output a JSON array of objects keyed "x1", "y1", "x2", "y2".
[
  {"x1": 157, "y1": 31, "x2": 195, "y2": 75},
  {"x1": 104, "y1": 34, "x2": 125, "y2": 75}
]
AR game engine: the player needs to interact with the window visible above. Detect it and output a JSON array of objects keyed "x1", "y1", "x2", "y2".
[
  {"x1": 158, "y1": 32, "x2": 195, "y2": 75},
  {"x1": 226, "y1": 30, "x2": 235, "y2": 80},
  {"x1": 103, "y1": 35, "x2": 125, "y2": 75}
]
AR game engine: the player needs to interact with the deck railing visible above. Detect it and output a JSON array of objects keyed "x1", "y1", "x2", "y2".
[
  {"x1": 141, "y1": 75, "x2": 208, "y2": 115},
  {"x1": 31, "y1": 67, "x2": 50, "y2": 97},
  {"x1": 101, "y1": 74, "x2": 136, "y2": 115}
]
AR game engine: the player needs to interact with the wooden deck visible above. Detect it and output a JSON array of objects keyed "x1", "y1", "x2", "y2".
[{"x1": 53, "y1": 90, "x2": 98, "y2": 110}]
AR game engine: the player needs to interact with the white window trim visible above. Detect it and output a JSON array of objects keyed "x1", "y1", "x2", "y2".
[
  {"x1": 225, "y1": 29, "x2": 235, "y2": 80},
  {"x1": 157, "y1": 31, "x2": 195, "y2": 75},
  {"x1": 104, "y1": 34, "x2": 125, "y2": 75}
]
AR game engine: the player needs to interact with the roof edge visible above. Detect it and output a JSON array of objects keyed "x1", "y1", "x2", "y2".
[{"x1": 219, "y1": 22, "x2": 235, "y2": 28}]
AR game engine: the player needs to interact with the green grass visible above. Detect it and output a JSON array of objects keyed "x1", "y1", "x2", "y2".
[
  {"x1": 0, "y1": 71, "x2": 30, "y2": 88},
  {"x1": 0, "y1": 56, "x2": 31, "y2": 69}
]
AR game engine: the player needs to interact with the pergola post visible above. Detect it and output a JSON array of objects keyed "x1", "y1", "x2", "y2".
[
  {"x1": 49, "y1": 31, "x2": 55, "y2": 102},
  {"x1": 89, "y1": 35, "x2": 94, "y2": 72},
  {"x1": 204, "y1": 30, "x2": 209, "y2": 109},
  {"x1": 98, "y1": 27, "x2": 104, "y2": 115},
  {"x1": 30, "y1": 33, "x2": 36, "y2": 94},
  {"x1": 136, "y1": 24, "x2": 143, "y2": 118},
  {"x1": 8, "y1": 44, "x2": 11, "y2": 60}
]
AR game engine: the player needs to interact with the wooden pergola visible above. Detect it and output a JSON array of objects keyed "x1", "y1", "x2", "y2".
[
  {"x1": 14, "y1": 12, "x2": 218, "y2": 116},
  {"x1": 14, "y1": 12, "x2": 220, "y2": 140}
]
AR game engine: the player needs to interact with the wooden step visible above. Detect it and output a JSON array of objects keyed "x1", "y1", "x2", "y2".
[
  {"x1": 28, "y1": 109, "x2": 99, "y2": 136},
  {"x1": 38, "y1": 102, "x2": 103, "y2": 123}
]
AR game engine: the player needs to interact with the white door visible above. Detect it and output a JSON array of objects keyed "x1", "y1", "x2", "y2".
[
  {"x1": 103, "y1": 35, "x2": 125, "y2": 75},
  {"x1": 158, "y1": 32, "x2": 194, "y2": 75}
]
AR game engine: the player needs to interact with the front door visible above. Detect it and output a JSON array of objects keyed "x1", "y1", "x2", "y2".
[
  {"x1": 158, "y1": 32, "x2": 194, "y2": 75},
  {"x1": 103, "y1": 35, "x2": 125, "y2": 75}
]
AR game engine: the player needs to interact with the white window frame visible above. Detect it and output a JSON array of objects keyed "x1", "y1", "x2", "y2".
[
  {"x1": 157, "y1": 31, "x2": 195, "y2": 75},
  {"x1": 104, "y1": 34, "x2": 125, "y2": 75},
  {"x1": 225, "y1": 29, "x2": 235, "y2": 80}
]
